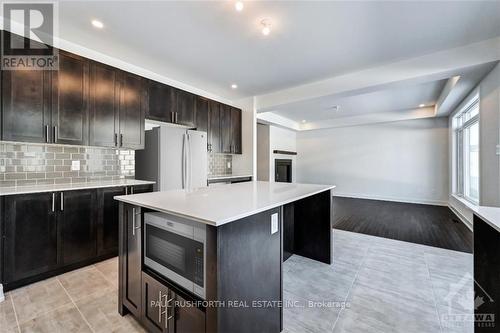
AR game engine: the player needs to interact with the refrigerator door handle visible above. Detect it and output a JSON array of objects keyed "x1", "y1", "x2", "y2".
[
  {"x1": 181, "y1": 133, "x2": 186, "y2": 189},
  {"x1": 187, "y1": 133, "x2": 191, "y2": 189}
]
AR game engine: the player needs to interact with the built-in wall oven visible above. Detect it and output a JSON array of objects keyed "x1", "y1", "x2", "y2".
[{"x1": 144, "y1": 212, "x2": 206, "y2": 299}]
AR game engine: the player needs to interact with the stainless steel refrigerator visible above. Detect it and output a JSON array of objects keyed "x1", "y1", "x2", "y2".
[{"x1": 136, "y1": 126, "x2": 207, "y2": 191}]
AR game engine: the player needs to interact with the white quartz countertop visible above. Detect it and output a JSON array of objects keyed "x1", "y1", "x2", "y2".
[
  {"x1": 474, "y1": 206, "x2": 500, "y2": 233},
  {"x1": 207, "y1": 174, "x2": 253, "y2": 181},
  {"x1": 0, "y1": 179, "x2": 155, "y2": 196},
  {"x1": 114, "y1": 181, "x2": 335, "y2": 226}
]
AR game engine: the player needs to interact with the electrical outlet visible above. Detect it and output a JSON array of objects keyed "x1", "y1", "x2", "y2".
[
  {"x1": 271, "y1": 213, "x2": 279, "y2": 234},
  {"x1": 71, "y1": 160, "x2": 80, "y2": 171},
  {"x1": 227, "y1": 161, "x2": 232, "y2": 169}
]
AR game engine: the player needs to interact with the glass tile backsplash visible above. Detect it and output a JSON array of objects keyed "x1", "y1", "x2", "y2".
[
  {"x1": 208, "y1": 153, "x2": 232, "y2": 176},
  {"x1": 0, "y1": 142, "x2": 135, "y2": 187}
]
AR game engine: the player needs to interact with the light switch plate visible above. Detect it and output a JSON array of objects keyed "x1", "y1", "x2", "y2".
[
  {"x1": 71, "y1": 160, "x2": 80, "y2": 171},
  {"x1": 271, "y1": 213, "x2": 279, "y2": 235}
]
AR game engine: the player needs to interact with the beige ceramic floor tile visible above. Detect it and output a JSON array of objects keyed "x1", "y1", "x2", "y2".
[
  {"x1": 58, "y1": 266, "x2": 114, "y2": 301},
  {"x1": 75, "y1": 290, "x2": 145, "y2": 333},
  {"x1": 0, "y1": 294, "x2": 19, "y2": 333},
  {"x1": 19, "y1": 304, "x2": 91, "y2": 333},
  {"x1": 10, "y1": 278, "x2": 72, "y2": 324},
  {"x1": 94, "y1": 257, "x2": 119, "y2": 288}
]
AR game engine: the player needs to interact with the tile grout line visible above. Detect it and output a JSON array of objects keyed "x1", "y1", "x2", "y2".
[
  {"x1": 93, "y1": 261, "x2": 119, "y2": 287},
  {"x1": 330, "y1": 236, "x2": 373, "y2": 332},
  {"x1": 9, "y1": 294, "x2": 21, "y2": 333},
  {"x1": 423, "y1": 253, "x2": 444, "y2": 333},
  {"x1": 56, "y1": 278, "x2": 96, "y2": 333}
]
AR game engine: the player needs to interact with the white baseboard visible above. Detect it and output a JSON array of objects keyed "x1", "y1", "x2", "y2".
[
  {"x1": 333, "y1": 192, "x2": 449, "y2": 207},
  {"x1": 449, "y1": 204, "x2": 473, "y2": 231}
]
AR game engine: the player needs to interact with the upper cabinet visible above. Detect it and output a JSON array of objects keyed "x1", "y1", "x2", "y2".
[
  {"x1": 119, "y1": 72, "x2": 146, "y2": 149},
  {"x1": 175, "y1": 88, "x2": 196, "y2": 127},
  {"x1": 89, "y1": 62, "x2": 121, "y2": 148},
  {"x1": 231, "y1": 107, "x2": 242, "y2": 154},
  {"x1": 147, "y1": 80, "x2": 175, "y2": 123},
  {"x1": 220, "y1": 104, "x2": 232, "y2": 154},
  {"x1": 52, "y1": 51, "x2": 90, "y2": 145}
]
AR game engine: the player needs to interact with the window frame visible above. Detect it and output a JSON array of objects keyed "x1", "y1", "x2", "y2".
[{"x1": 453, "y1": 94, "x2": 480, "y2": 205}]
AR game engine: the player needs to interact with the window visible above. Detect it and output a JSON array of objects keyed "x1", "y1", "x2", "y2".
[{"x1": 453, "y1": 94, "x2": 479, "y2": 204}]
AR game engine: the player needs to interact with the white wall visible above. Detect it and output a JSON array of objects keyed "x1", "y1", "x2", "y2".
[
  {"x1": 257, "y1": 124, "x2": 270, "y2": 181},
  {"x1": 296, "y1": 117, "x2": 450, "y2": 205}
]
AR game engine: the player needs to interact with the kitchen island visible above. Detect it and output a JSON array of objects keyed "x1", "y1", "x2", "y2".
[{"x1": 115, "y1": 181, "x2": 335, "y2": 333}]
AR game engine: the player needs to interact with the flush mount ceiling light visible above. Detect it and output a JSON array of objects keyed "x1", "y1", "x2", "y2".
[
  {"x1": 235, "y1": 1, "x2": 244, "y2": 12},
  {"x1": 301, "y1": 120, "x2": 307, "y2": 123},
  {"x1": 419, "y1": 104, "x2": 425, "y2": 107},
  {"x1": 231, "y1": 84, "x2": 238, "y2": 89},
  {"x1": 260, "y1": 18, "x2": 272, "y2": 36},
  {"x1": 91, "y1": 19, "x2": 104, "y2": 29}
]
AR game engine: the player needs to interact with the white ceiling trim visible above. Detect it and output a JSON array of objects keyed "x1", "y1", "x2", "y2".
[{"x1": 255, "y1": 37, "x2": 500, "y2": 113}]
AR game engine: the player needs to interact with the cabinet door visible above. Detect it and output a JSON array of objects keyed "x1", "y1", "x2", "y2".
[
  {"x1": 175, "y1": 89, "x2": 195, "y2": 127},
  {"x1": 130, "y1": 184, "x2": 154, "y2": 195},
  {"x1": 209, "y1": 101, "x2": 221, "y2": 153},
  {"x1": 195, "y1": 96, "x2": 209, "y2": 134},
  {"x1": 97, "y1": 187, "x2": 125, "y2": 256},
  {"x1": 231, "y1": 107, "x2": 242, "y2": 154},
  {"x1": 59, "y1": 190, "x2": 97, "y2": 265},
  {"x1": 89, "y1": 61, "x2": 120, "y2": 147},
  {"x1": 147, "y1": 80, "x2": 176, "y2": 123},
  {"x1": 120, "y1": 205, "x2": 143, "y2": 317},
  {"x1": 119, "y1": 72, "x2": 146, "y2": 149},
  {"x1": 2, "y1": 69, "x2": 52, "y2": 143},
  {"x1": 3, "y1": 193, "x2": 58, "y2": 283},
  {"x1": 174, "y1": 293, "x2": 206, "y2": 333},
  {"x1": 52, "y1": 51, "x2": 89, "y2": 145},
  {"x1": 220, "y1": 104, "x2": 232, "y2": 153},
  {"x1": 141, "y1": 272, "x2": 172, "y2": 333}
]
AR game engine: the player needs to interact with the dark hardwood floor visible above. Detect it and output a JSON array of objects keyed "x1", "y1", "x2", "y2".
[{"x1": 333, "y1": 197, "x2": 473, "y2": 253}]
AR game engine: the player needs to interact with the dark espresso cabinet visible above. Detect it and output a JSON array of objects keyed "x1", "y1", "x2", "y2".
[
  {"x1": 147, "y1": 80, "x2": 176, "y2": 123},
  {"x1": 89, "y1": 62, "x2": 121, "y2": 148},
  {"x1": 231, "y1": 107, "x2": 242, "y2": 154},
  {"x1": 52, "y1": 51, "x2": 90, "y2": 145},
  {"x1": 220, "y1": 104, "x2": 232, "y2": 154},
  {"x1": 3, "y1": 192, "x2": 58, "y2": 283},
  {"x1": 1, "y1": 185, "x2": 153, "y2": 291},
  {"x1": 2, "y1": 69, "x2": 52, "y2": 143},
  {"x1": 119, "y1": 72, "x2": 146, "y2": 149},
  {"x1": 208, "y1": 100, "x2": 221, "y2": 153},
  {"x1": 175, "y1": 89, "x2": 196, "y2": 127},
  {"x1": 60, "y1": 189, "x2": 97, "y2": 265}
]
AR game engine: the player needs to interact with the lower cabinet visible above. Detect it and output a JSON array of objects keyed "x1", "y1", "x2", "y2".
[
  {"x1": 98, "y1": 187, "x2": 126, "y2": 256},
  {"x1": 3, "y1": 192, "x2": 58, "y2": 283},
  {"x1": 141, "y1": 272, "x2": 206, "y2": 333}
]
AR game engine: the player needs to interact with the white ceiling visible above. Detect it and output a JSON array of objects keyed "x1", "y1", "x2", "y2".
[
  {"x1": 270, "y1": 79, "x2": 447, "y2": 123},
  {"x1": 57, "y1": 1, "x2": 500, "y2": 100}
]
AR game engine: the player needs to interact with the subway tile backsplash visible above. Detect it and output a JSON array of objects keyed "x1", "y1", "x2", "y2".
[
  {"x1": 0, "y1": 142, "x2": 135, "y2": 187},
  {"x1": 208, "y1": 153, "x2": 232, "y2": 176}
]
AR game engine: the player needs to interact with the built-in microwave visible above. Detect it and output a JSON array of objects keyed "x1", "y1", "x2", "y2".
[{"x1": 144, "y1": 212, "x2": 206, "y2": 299}]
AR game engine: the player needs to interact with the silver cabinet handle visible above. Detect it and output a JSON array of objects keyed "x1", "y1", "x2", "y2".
[
  {"x1": 125, "y1": 187, "x2": 128, "y2": 195},
  {"x1": 60, "y1": 192, "x2": 64, "y2": 211},
  {"x1": 132, "y1": 207, "x2": 141, "y2": 236},
  {"x1": 54, "y1": 126, "x2": 58, "y2": 143},
  {"x1": 45, "y1": 125, "x2": 50, "y2": 143},
  {"x1": 52, "y1": 193, "x2": 55, "y2": 212},
  {"x1": 119, "y1": 134, "x2": 123, "y2": 147},
  {"x1": 114, "y1": 133, "x2": 118, "y2": 147},
  {"x1": 158, "y1": 291, "x2": 163, "y2": 323},
  {"x1": 130, "y1": 186, "x2": 134, "y2": 194}
]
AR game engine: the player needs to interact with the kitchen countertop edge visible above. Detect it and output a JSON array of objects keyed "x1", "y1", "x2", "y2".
[{"x1": 0, "y1": 179, "x2": 155, "y2": 196}]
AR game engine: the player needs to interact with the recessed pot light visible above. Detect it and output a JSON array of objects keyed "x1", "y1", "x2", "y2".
[
  {"x1": 301, "y1": 120, "x2": 307, "y2": 123},
  {"x1": 419, "y1": 104, "x2": 425, "y2": 108},
  {"x1": 231, "y1": 84, "x2": 238, "y2": 89},
  {"x1": 91, "y1": 20, "x2": 104, "y2": 29},
  {"x1": 261, "y1": 18, "x2": 272, "y2": 36},
  {"x1": 235, "y1": 1, "x2": 244, "y2": 12}
]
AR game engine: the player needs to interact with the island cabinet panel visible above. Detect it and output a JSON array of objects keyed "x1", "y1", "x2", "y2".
[
  {"x1": 141, "y1": 272, "x2": 173, "y2": 333},
  {"x1": 220, "y1": 104, "x2": 232, "y2": 154},
  {"x1": 52, "y1": 51, "x2": 90, "y2": 146},
  {"x1": 2, "y1": 69, "x2": 52, "y2": 143},
  {"x1": 119, "y1": 203, "x2": 143, "y2": 317},
  {"x1": 119, "y1": 72, "x2": 146, "y2": 149},
  {"x1": 208, "y1": 100, "x2": 221, "y2": 153},
  {"x1": 147, "y1": 80, "x2": 176, "y2": 123},
  {"x1": 217, "y1": 207, "x2": 282, "y2": 333},
  {"x1": 97, "y1": 187, "x2": 125, "y2": 256},
  {"x1": 89, "y1": 62, "x2": 121, "y2": 148},
  {"x1": 59, "y1": 189, "x2": 97, "y2": 266},
  {"x1": 175, "y1": 293, "x2": 206, "y2": 333},
  {"x1": 3, "y1": 192, "x2": 58, "y2": 283},
  {"x1": 473, "y1": 215, "x2": 500, "y2": 333}
]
